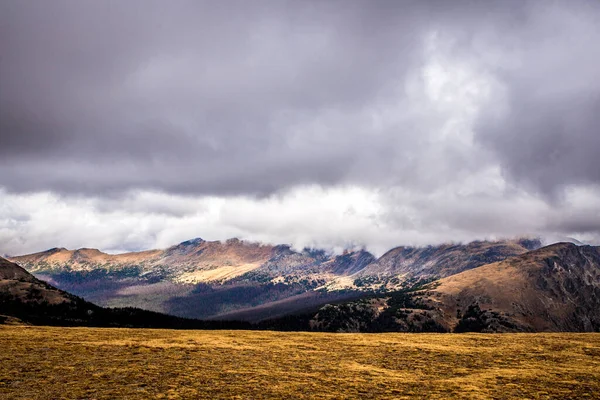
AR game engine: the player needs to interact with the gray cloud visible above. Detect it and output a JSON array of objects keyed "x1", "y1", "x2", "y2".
[
  {"x1": 0, "y1": 0, "x2": 425, "y2": 195},
  {"x1": 2, "y1": 1, "x2": 600, "y2": 253},
  {"x1": 2, "y1": 0, "x2": 578, "y2": 196},
  {"x1": 474, "y1": 0, "x2": 600, "y2": 196}
]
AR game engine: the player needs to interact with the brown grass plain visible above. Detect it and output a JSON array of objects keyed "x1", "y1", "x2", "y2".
[{"x1": 1, "y1": 326, "x2": 599, "y2": 399}]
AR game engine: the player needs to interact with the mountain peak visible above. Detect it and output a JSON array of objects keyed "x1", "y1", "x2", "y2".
[
  {"x1": 47, "y1": 247, "x2": 68, "y2": 253},
  {"x1": 178, "y1": 238, "x2": 205, "y2": 246},
  {"x1": 72, "y1": 248, "x2": 104, "y2": 257},
  {"x1": 515, "y1": 237, "x2": 543, "y2": 251}
]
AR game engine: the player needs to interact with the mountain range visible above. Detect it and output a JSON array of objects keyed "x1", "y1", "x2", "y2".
[
  {"x1": 3, "y1": 237, "x2": 600, "y2": 332},
  {"x1": 7, "y1": 237, "x2": 538, "y2": 320}
]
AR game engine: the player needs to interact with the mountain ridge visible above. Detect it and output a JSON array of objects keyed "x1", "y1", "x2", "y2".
[
  {"x1": 7, "y1": 237, "x2": 541, "y2": 321},
  {"x1": 306, "y1": 242, "x2": 600, "y2": 333}
]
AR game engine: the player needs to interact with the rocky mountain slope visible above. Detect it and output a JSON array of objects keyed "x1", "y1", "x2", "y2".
[
  {"x1": 0, "y1": 256, "x2": 73, "y2": 308},
  {"x1": 7, "y1": 237, "x2": 539, "y2": 321},
  {"x1": 0, "y1": 256, "x2": 247, "y2": 329},
  {"x1": 340, "y1": 238, "x2": 540, "y2": 290},
  {"x1": 430, "y1": 242, "x2": 600, "y2": 332},
  {"x1": 306, "y1": 243, "x2": 600, "y2": 333}
]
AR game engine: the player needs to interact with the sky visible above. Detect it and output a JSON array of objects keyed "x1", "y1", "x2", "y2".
[{"x1": 1, "y1": 0, "x2": 600, "y2": 256}]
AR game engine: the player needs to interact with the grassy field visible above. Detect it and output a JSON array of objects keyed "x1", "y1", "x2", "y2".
[{"x1": 1, "y1": 326, "x2": 599, "y2": 399}]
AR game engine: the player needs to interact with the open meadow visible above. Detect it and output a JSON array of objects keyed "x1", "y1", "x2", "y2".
[{"x1": 1, "y1": 326, "x2": 599, "y2": 399}]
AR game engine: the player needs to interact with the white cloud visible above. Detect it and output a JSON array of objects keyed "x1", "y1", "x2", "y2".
[{"x1": 2, "y1": 180, "x2": 600, "y2": 257}]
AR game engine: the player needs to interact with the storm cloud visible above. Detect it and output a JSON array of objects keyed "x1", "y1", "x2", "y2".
[{"x1": 1, "y1": 0, "x2": 600, "y2": 254}]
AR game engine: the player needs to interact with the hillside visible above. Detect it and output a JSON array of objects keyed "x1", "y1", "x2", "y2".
[
  {"x1": 0, "y1": 257, "x2": 73, "y2": 309},
  {"x1": 0, "y1": 256, "x2": 247, "y2": 329},
  {"x1": 431, "y1": 242, "x2": 600, "y2": 332},
  {"x1": 304, "y1": 243, "x2": 600, "y2": 333}
]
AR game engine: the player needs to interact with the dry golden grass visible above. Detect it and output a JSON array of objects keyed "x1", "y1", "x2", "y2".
[{"x1": 1, "y1": 326, "x2": 599, "y2": 399}]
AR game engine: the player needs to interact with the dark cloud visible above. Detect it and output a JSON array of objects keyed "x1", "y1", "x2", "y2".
[
  {"x1": 477, "y1": 89, "x2": 600, "y2": 197},
  {"x1": 473, "y1": 0, "x2": 600, "y2": 196},
  {"x1": 0, "y1": 1, "x2": 422, "y2": 195},
  {"x1": 1, "y1": 0, "x2": 599, "y2": 200}
]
